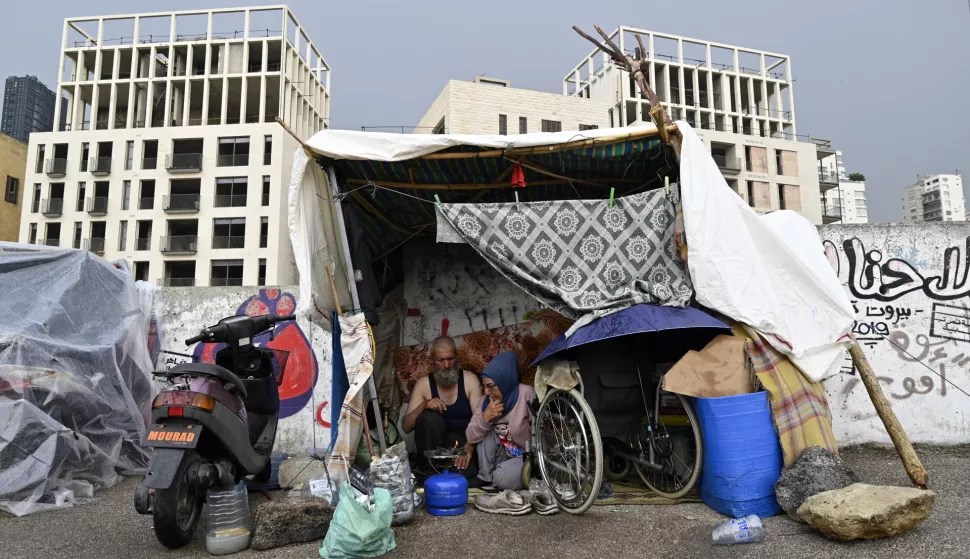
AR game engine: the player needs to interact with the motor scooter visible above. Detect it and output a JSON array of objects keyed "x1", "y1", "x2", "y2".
[{"x1": 133, "y1": 312, "x2": 294, "y2": 549}]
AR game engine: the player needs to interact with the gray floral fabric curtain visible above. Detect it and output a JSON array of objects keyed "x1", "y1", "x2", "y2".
[{"x1": 436, "y1": 191, "x2": 692, "y2": 328}]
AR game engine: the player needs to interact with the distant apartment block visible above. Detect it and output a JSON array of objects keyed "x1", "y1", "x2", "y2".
[
  {"x1": 2, "y1": 76, "x2": 62, "y2": 143},
  {"x1": 415, "y1": 77, "x2": 611, "y2": 135},
  {"x1": 903, "y1": 174, "x2": 965, "y2": 223},
  {"x1": 819, "y1": 150, "x2": 868, "y2": 224},
  {"x1": 563, "y1": 26, "x2": 831, "y2": 224},
  {"x1": 19, "y1": 6, "x2": 330, "y2": 287}
]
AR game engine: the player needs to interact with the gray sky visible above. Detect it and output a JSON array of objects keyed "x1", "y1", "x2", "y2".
[{"x1": 2, "y1": 0, "x2": 968, "y2": 222}]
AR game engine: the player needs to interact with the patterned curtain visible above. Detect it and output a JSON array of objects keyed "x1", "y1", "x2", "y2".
[{"x1": 436, "y1": 191, "x2": 693, "y2": 330}]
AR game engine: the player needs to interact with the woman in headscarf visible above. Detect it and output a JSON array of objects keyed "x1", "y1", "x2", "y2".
[{"x1": 463, "y1": 351, "x2": 535, "y2": 490}]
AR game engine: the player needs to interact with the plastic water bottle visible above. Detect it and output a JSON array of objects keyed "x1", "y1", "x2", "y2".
[{"x1": 712, "y1": 514, "x2": 764, "y2": 545}]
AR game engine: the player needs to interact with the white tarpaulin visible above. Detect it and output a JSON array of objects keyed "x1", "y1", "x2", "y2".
[
  {"x1": 678, "y1": 122, "x2": 854, "y2": 381},
  {"x1": 302, "y1": 125, "x2": 659, "y2": 161}
]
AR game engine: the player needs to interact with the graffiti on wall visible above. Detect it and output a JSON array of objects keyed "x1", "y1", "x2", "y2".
[
  {"x1": 820, "y1": 225, "x2": 970, "y2": 444},
  {"x1": 190, "y1": 288, "x2": 321, "y2": 419}
]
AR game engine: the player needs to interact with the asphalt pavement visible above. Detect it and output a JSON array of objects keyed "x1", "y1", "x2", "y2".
[{"x1": 1, "y1": 445, "x2": 966, "y2": 559}]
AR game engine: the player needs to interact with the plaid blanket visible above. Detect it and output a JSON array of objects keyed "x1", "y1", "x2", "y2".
[
  {"x1": 327, "y1": 313, "x2": 374, "y2": 484},
  {"x1": 736, "y1": 324, "x2": 838, "y2": 467}
]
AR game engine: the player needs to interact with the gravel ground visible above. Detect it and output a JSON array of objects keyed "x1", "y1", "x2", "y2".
[{"x1": 1, "y1": 445, "x2": 964, "y2": 559}]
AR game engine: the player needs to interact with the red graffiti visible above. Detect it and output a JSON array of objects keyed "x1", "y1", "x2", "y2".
[
  {"x1": 315, "y1": 400, "x2": 331, "y2": 428},
  {"x1": 441, "y1": 318, "x2": 450, "y2": 336}
]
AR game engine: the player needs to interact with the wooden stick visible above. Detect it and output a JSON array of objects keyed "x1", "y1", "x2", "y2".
[
  {"x1": 848, "y1": 342, "x2": 928, "y2": 489},
  {"x1": 344, "y1": 177, "x2": 641, "y2": 190},
  {"x1": 327, "y1": 265, "x2": 342, "y2": 313}
]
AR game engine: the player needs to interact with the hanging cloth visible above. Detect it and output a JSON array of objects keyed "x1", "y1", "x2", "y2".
[{"x1": 510, "y1": 163, "x2": 527, "y2": 188}]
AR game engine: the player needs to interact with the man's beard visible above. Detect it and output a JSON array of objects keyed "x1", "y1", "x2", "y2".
[{"x1": 432, "y1": 366, "x2": 460, "y2": 386}]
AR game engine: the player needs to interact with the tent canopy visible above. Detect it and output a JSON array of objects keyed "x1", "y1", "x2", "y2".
[{"x1": 302, "y1": 125, "x2": 676, "y2": 258}]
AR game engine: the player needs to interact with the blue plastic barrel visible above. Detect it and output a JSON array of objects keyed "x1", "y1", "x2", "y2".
[
  {"x1": 425, "y1": 471, "x2": 468, "y2": 516},
  {"x1": 694, "y1": 392, "x2": 783, "y2": 518}
]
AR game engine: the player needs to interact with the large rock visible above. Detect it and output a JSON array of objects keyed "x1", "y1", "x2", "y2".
[
  {"x1": 775, "y1": 446, "x2": 858, "y2": 522},
  {"x1": 251, "y1": 497, "x2": 334, "y2": 551},
  {"x1": 797, "y1": 483, "x2": 936, "y2": 541},
  {"x1": 278, "y1": 454, "x2": 327, "y2": 490}
]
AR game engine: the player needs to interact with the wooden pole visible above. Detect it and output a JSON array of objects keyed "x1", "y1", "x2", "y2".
[{"x1": 848, "y1": 342, "x2": 928, "y2": 489}]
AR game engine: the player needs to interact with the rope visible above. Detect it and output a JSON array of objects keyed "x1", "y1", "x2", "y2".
[{"x1": 867, "y1": 333, "x2": 970, "y2": 400}]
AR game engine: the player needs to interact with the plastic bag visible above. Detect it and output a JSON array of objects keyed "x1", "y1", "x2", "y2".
[
  {"x1": 369, "y1": 442, "x2": 413, "y2": 525},
  {"x1": 319, "y1": 482, "x2": 396, "y2": 559}
]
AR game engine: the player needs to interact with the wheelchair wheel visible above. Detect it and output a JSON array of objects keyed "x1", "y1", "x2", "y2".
[
  {"x1": 535, "y1": 388, "x2": 603, "y2": 515},
  {"x1": 632, "y1": 389, "x2": 703, "y2": 499}
]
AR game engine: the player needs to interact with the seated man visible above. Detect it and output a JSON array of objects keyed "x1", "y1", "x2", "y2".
[{"x1": 402, "y1": 336, "x2": 482, "y2": 479}]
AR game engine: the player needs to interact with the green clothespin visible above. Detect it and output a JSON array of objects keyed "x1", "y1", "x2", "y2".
[
  {"x1": 434, "y1": 194, "x2": 441, "y2": 205},
  {"x1": 609, "y1": 187, "x2": 615, "y2": 208}
]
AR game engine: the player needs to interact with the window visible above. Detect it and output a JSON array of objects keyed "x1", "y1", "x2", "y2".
[
  {"x1": 134, "y1": 261, "x2": 149, "y2": 282},
  {"x1": 118, "y1": 220, "x2": 128, "y2": 251},
  {"x1": 261, "y1": 176, "x2": 270, "y2": 206},
  {"x1": 215, "y1": 177, "x2": 248, "y2": 207},
  {"x1": 498, "y1": 114, "x2": 507, "y2": 136},
  {"x1": 4, "y1": 176, "x2": 19, "y2": 204},
  {"x1": 217, "y1": 137, "x2": 250, "y2": 167},
  {"x1": 778, "y1": 184, "x2": 786, "y2": 210},
  {"x1": 136, "y1": 220, "x2": 152, "y2": 250},
  {"x1": 258, "y1": 258, "x2": 266, "y2": 286},
  {"x1": 122, "y1": 180, "x2": 131, "y2": 210},
  {"x1": 125, "y1": 140, "x2": 134, "y2": 170},
  {"x1": 28, "y1": 223, "x2": 37, "y2": 244},
  {"x1": 541, "y1": 120, "x2": 561, "y2": 133},
  {"x1": 142, "y1": 140, "x2": 158, "y2": 170},
  {"x1": 31, "y1": 184, "x2": 40, "y2": 213},
  {"x1": 210, "y1": 259, "x2": 244, "y2": 286},
  {"x1": 139, "y1": 180, "x2": 155, "y2": 210},
  {"x1": 263, "y1": 135, "x2": 272, "y2": 165},
  {"x1": 80, "y1": 143, "x2": 89, "y2": 171},
  {"x1": 212, "y1": 218, "x2": 246, "y2": 249},
  {"x1": 44, "y1": 223, "x2": 60, "y2": 246},
  {"x1": 76, "y1": 182, "x2": 86, "y2": 211},
  {"x1": 73, "y1": 222, "x2": 82, "y2": 249},
  {"x1": 579, "y1": 124, "x2": 599, "y2": 131},
  {"x1": 260, "y1": 217, "x2": 268, "y2": 248},
  {"x1": 432, "y1": 118, "x2": 445, "y2": 135},
  {"x1": 519, "y1": 117, "x2": 527, "y2": 134},
  {"x1": 35, "y1": 145, "x2": 45, "y2": 174}
]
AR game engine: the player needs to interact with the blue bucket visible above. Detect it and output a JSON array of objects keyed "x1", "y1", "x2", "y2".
[{"x1": 695, "y1": 392, "x2": 783, "y2": 518}]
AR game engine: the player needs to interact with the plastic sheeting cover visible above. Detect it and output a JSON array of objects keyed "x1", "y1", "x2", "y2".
[
  {"x1": 678, "y1": 122, "x2": 855, "y2": 381},
  {"x1": 0, "y1": 243, "x2": 157, "y2": 516}
]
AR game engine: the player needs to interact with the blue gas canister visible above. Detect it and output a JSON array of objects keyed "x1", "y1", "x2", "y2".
[{"x1": 424, "y1": 471, "x2": 468, "y2": 516}]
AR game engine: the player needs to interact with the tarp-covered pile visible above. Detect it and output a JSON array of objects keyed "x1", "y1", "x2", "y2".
[{"x1": 0, "y1": 243, "x2": 157, "y2": 516}]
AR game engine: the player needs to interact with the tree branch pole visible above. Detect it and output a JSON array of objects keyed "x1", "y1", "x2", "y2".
[
  {"x1": 848, "y1": 342, "x2": 928, "y2": 488},
  {"x1": 574, "y1": 23, "x2": 927, "y2": 489}
]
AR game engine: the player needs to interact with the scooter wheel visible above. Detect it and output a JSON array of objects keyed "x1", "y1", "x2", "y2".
[{"x1": 153, "y1": 451, "x2": 204, "y2": 549}]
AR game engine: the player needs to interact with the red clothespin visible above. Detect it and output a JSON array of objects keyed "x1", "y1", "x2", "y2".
[{"x1": 511, "y1": 163, "x2": 527, "y2": 188}]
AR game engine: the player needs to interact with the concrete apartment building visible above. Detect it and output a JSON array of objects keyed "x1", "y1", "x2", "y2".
[
  {"x1": 416, "y1": 77, "x2": 612, "y2": 135},
  {"x1": 19, "y1": 6, "x2": 330, "y2": 287},
  {"x1": 903, "y1": 174, "x2": 966, "y2": 223},
  {"x1": 0, "y1": 134, "x2": 28, "y2": 242},
  {"x1": 1, "y1": 76, "x2": 62, "y2": 144},
  {"x1": 819, "y1": 150, "x2": 868, "y2": 224},
  {"x1": 563, "y1": 26, "x2": 830, "y2": 225}
]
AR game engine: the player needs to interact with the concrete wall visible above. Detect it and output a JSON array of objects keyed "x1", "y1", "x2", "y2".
[
  {"x1": 0, "y1": 134, "x2": 28, "y2": 241},
  {"x1": 820, "y1": 223, "x2": 970, "y2": 445},
  {"x1": 157, "y1": 285, "x2": 332, "y2": 453},
  {"x1": 416, "y1": 80, "x2": 612, "y2": 135}
]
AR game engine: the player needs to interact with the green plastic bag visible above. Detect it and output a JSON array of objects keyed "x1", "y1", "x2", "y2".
[{"x1": 319, "y1": 482, "x2": 396, "y2": 559}]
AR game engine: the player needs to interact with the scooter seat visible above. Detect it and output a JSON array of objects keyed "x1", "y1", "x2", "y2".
[{"x1": 169, "y1": 362, "x2": 247, "y2": 398}]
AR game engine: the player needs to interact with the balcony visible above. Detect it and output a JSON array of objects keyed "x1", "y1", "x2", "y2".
[
  {"x1": 142, "y1": 157, "x2": 158, "y2": 170},
  {"x1": 84, "y1": 238, "x2": 106, "y2": 253},
  {"x1": 164, "y1": 194, "x2": 201, "y2": 213},
  {"x1": 712, "y1": 155, "x2": 742, "y2": 173},
  {"x1": 158, "y1": 277, "x2": 196, "y2": 287},
  {"x1": 166, "y1": 153, "x2": 203, "y2": 173},
  {"x1": 139, "y1": 197, "x2": 155, "y2": 210},
  {"x1": 822, "y1": 204, "x2": 842, "y2": 225},
  {"x1": 217, "y1": 154, "x2": 249, "y2": 167},
  {"x1": 37, "y1": 238, "x2": 60, "y2": 247},
  {"x1": 212, "y1": 235, "x2": 245, "y2": 249},
  {"x1": 45, "y1": 158, "x2": 68, "y2": 177},
  {"x1": 214, "y1": 194, "x2": 247, "y2": 208},
  {"x1": 90, "y1": 157, "x2": 112, "y2": 176},
  {"x1": 818, "y1": 170, "x2": 839, "y2": 192},
  {"x1": 135, "y1": 237, "x2": 151, "y2": 251},
  {"x1": 87, "y1": 197, "x2": 109, "y2": 216},
  {"x1": 41, "y1": 198, "x2": 64, "y2": 217},
  {"x1": 160, "y1": 235, "x2": 198, "y2": 254}
]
